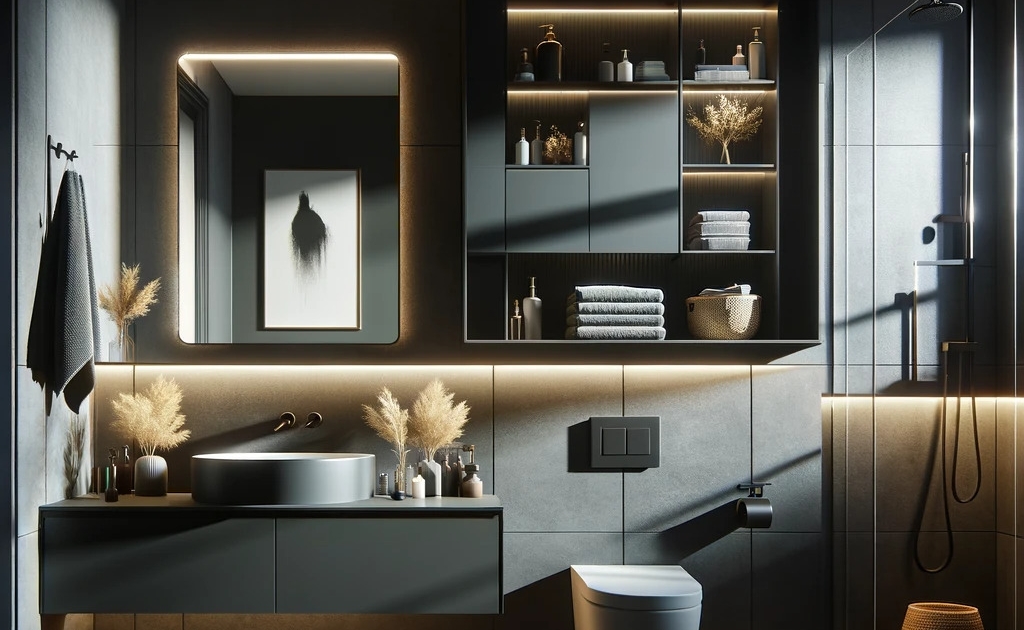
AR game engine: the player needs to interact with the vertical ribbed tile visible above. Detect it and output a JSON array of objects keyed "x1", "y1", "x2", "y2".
[
  {"x1": 494, "y1": 366, "x2": 622, "y2": 533},
  {"x1": 996, "y1": 533, "x2": 1015, "y2": 630},
  {"x1": 995, "y1": 397, "x2": 1015, "y2": 536},
  {"x1": 622, "y1": 365, "x2": 751, "y2": 532},
  {"x1": 752, "y1": 366, "x2": 824, "y2": 533},
  {"x1": 844, "y1": 397, "x2": 875, "y2": 533}
]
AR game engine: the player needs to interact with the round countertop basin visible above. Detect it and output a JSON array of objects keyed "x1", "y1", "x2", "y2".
[{"x1": 191, "y1": 452, "x2": 375, "y2": 505}]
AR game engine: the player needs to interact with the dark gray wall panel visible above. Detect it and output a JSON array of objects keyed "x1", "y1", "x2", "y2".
[
  {"x1": 589, "y1": 92, "x2": 678, "y2": 253},
  {"x1": 40, "y1": 516, "x2": 276, "y2": 613}
]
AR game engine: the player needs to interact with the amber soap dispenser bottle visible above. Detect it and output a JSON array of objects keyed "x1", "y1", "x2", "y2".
[{"x1": 535, "y1": 24, "x2": 563, "y2": 81}]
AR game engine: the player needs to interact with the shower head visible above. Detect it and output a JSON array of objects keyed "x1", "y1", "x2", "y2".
[{"x1": 908, "y1": 0, "x2": 964, "y2": 24}]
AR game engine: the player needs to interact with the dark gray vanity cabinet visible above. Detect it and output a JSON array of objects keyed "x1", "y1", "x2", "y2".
[
  {"x1": 277, "y1": 516, "x2": 501, "y2": 613},
  {"x1": 40, "y1": 514, "x2": 276, "y2": 613},
  {"x1": 39, "y1": 495, "x2": 504, "y2": 615}
]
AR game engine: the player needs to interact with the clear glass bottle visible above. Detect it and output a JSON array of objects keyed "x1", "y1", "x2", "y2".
[{"x1": 732, "y1": 44, "x2": 746, "y2": 67}]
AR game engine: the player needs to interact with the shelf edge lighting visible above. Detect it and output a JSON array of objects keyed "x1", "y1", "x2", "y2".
[
  {"x1": 179, "y1": 53, "x2": 398, "y2": 62},
  {"x1": 507, "y1": 8, "x2": 774, "y2": 13}
]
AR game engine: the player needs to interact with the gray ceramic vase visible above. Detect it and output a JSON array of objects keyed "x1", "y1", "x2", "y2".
[{"x1": 134, "y1": 454, "x2": 168, "y2": 496}]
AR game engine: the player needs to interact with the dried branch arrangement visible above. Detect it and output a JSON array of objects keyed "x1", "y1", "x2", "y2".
[
  {"x1": 543, "y1": 125, "x2": 573, "y2": 164},
  {"x1": 99, "y1": 263, "x2": 161, "y2": 345},
  {"x1": 685, "y1": 94, "x2": 763, "y2": 164},
  {"x1": 62, "y1": 415, "x2": 86, "y2": 499},
  {"x1": 408, "y1": 379, "x2": 470, "y2": 461},
  {"x1": 362, "y1": 386, "x2": 411, "y2": 473},
  {"x1": 110, "y1": 375, "x2": 189, "y2": 456}
]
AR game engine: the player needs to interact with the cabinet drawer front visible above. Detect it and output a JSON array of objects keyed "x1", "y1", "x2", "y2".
[
  {"x1": 40, "y1": 516, "x2": 275, "y2": 613},
  {"x1": 277, "y1": 516, "x2": 501, "y2": 613}
]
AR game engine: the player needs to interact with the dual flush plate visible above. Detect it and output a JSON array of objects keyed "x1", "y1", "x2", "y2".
[{"x1": 590, "y1": 416, "x2": 660, "y2": 469}]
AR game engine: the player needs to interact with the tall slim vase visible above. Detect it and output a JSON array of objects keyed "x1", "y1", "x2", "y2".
[{"x1": 134, "y1": 454, "x2": 167, "y2": 496}]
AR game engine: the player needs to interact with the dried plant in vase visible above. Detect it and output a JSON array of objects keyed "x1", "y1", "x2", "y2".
[
  {"x1": 62, "y1": 416, "x2": 86, "y2": 499},
  {"x1": 408, "y1": 379, "x2": 470, "y2": 497},
  {"x1": 110, "y1": 375, "x2": 189, "y2": 496},
  {"x1": 685, "y1": 94, "x2": 763, "y2": 165},
  {"x1": 98, "y1": 263, "x2": 160, "y2": 362},
  {"x1": 362, "y1": 386, "x2": 411, "y2": 496},
  {"x1": 543, "y1": 125, "x2": 573, "y2": 164}
]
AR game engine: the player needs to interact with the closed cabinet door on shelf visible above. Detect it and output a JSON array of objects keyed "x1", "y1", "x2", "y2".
[{"x1": 505, "y1": 168, "x2": 590, "y2": 252}]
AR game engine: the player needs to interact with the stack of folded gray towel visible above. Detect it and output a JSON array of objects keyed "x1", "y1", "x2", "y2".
[
  {"x1": 565, "y1": 285, "x2": 666, "y2": 340},
  {"x1": 636, "y1": 61, "x2": 670, "y2": 82},
  {"x1": 686, "y1": 209, "x2": 751, "y2": 250}
]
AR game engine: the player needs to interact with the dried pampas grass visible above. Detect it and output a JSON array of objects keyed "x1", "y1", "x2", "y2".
[
  {"x1": 362, "y1": 386, "x2": 411, "y2": 471},
  {"x1": 111, "y1": 376, "x2": 189, "y2": 456},
  {"x1": 408, "y1": 379, "x2": 470, "y2": 461},
  {"x1": 62, "y1": 415, "x2": 86, "y2": 499},
  {"x1": 99, "y1": 263, "x2": 161, "y2": 333}
]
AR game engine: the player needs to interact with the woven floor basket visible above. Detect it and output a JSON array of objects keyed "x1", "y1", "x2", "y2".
[
  {"x1": 685, "y1": 294, "x2": 761, "y2": 340},
  {"x1": 901, "y1": 603, "x2": 984, "y2": 630}
]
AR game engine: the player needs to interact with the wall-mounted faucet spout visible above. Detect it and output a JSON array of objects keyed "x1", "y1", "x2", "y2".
[
  {"x1": 304, "y1": 412, "x2": 323, "y2": 429},
  {"x1": 273, "y1": 412, "x2": 296, "y2": 432}
]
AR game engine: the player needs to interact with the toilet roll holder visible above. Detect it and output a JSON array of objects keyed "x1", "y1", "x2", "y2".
[{"x1": 735, "y1": 482, "x2": 773, "y2": 528}]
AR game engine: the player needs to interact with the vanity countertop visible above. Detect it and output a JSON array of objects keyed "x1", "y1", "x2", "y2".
[{"x1": 40, "y1": 493, "x2": 502, "y2": 515}]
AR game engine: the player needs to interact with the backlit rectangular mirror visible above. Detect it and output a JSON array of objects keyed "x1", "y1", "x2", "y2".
[{"x1": 177, "y1": 53, "x2": 399, "y2": 344}]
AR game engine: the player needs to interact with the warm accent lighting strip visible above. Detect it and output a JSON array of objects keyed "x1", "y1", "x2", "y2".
[
  {"x1": 507, "y1": 8, "x2": 678, "y2": 14},
  {"x1": 179, "y1": 53, "x2": 398, "y2": 62}
]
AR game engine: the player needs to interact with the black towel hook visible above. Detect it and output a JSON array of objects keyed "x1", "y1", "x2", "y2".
[{"x1": 47, "y1": 135, "x2": 78, "y2": 162}]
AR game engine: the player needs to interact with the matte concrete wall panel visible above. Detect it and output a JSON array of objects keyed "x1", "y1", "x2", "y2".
[
  {"x1": 752, "y1": 532, "x2": 826, "y2": 630},
  {"x1": 17, "y1": 367, "x2": 46, "y2": 536}
]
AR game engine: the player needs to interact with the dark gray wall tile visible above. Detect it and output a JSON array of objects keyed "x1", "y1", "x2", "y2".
[
  {"x1": 15, "y1": 0, "x2": 45, "y2": 367},
  {"x1": 875, "y1": 397, "x2": 994, "y2": 533},
  {"x1": 622, "y1": 366, "x2": 751, "y2": 532},
  {"x1": 499, "y1": 533, "x2": 620, "y2": 630},
  {"x1": 494, "y1": 366, "x2": 623, "y2": 533},
  {"x1": 625, "y1": 531, "x2": 751, "y2": 630},
  {"x1": 995, "y1": 398, "x2": 1015, "y2": 536},
  {"x1": 752, "y1": 532, "x2": 825, "y2": 630},
  {"x1": 997, "y1": 533, "x2": 1015, "y2": 630},
  {"x1": 875, "y1": 531, "x2": 995, "y2": 630},
  {"x1": 843, "y1": 145, "x2": 875, "y2": 367},
  {"x1": 185, "y1": 614, "x2": 491, "y2": 630},
  {"x1": 840, "y1": 397, "x2": 876, "y2": 532},
  {"x1": 834, "y1": 532, "x2": 877, "y2": 630},
  {"x1": 752, "y1": 366, "x2": 824, "y2": 532},
  {"x1": 16, "y1": 367, "x2": 46, "y2": 536},
  {"x1": 830, "y1": 0, "x2": 875, "y2": 147}
]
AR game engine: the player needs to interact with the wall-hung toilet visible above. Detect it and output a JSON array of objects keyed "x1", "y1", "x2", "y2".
[{"x1": 570, "y1": 565, "x2": 702, "y2": 630}]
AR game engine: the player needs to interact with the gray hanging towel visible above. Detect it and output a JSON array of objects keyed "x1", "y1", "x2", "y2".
[{"x1": 27, "y1": 170, "x2": 101, "y2": 414}]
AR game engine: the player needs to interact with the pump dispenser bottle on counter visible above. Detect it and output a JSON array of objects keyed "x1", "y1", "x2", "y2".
[
  {"x1": 617, "y1": 49, "x2": 633, "y2": 82},
  {"x1": 535, "y1": 24, "x2": 563, "y2": 81},
  {"x1": 523, "y1": 276, "x2": 542, "y2": 340},
  {"x1": 460, "y1": 445, "x2": 483, "y2": 498}
]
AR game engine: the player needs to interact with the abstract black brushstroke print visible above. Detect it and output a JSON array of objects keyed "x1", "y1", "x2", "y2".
[{"x1": 290, "y1": 190, "x2": 329, "y2": 279}]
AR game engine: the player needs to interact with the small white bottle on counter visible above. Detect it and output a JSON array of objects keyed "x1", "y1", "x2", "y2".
[
  {"x1": 523, "y1": 276, "x2": 542, "y2": 340},
  {"x1": 515, "y1": 128, "x2": 530, "y2": 165},
  {"x1": 573, "y1": 122, "x2": 587, "y2": 165},
  {"x1": 617, "y1": 49, "x2": 633, "y2": 82}
]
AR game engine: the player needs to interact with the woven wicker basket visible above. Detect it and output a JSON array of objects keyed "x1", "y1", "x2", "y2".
[
  {"x1": 901, "y1": 603, "x2": 984, "y2": 630},
  {"x1": 685, "y1": 294, "x2": 761, "y2": 340}
]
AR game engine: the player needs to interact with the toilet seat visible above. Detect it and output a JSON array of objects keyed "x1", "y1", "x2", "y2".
[{"x1": 570, "y1": 565, "x2": 703, "y2": 611}]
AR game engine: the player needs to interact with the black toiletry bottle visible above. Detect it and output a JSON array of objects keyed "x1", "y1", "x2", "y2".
[
  {"x1": 696, "y1": 39, "x2": 706, "y2": 70},
  {"x1": 115, "y1": 444, "x2": 132, "y2": 495},
  {"x1": 535, "y1": 24, "x2": 563, "y2": 82},
  {"x1": 104, "y1": 450, "x2": 118, "y2": 502}
]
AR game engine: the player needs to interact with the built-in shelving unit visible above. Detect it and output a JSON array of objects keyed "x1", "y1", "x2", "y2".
[{"x1": 464, "y1": 0, "x2": 819, "y2": 357}]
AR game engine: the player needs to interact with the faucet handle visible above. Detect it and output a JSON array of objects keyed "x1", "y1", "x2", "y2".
[
  {"x1": 304, "y1": 412, "x2": 323, "y2": 429},
  {"x1": 273, "y1": 412, "x2": 296, "y2": 432}
]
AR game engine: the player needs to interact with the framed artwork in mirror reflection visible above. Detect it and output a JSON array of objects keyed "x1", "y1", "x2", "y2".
[{"x1": 261, "y1": 169, "x2": 361, "y2": 330}]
